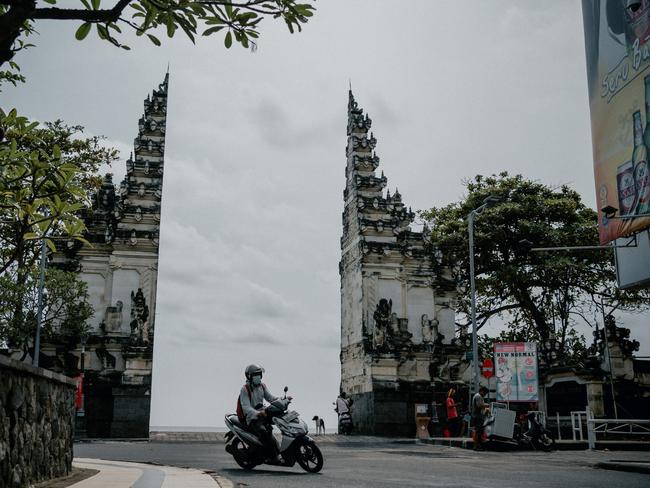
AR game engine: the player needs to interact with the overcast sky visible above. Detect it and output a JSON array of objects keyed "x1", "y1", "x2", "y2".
[{"x1": 2, "y1": 0, "x2": 648, "y2": 430}]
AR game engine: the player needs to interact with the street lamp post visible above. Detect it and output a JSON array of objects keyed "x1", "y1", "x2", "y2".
[
  {"x1": 33, "y1": 238, "x2": 47, "y2": 368},
  {"x1": 468, "y1": 195, "x2": 502, "y2": 397},
  {"x1": 600, "y1": 299, "x2": 619, "y2": 420},
  {"x1": 0, "y1": 220, "x2": 48, "y2": 367}
]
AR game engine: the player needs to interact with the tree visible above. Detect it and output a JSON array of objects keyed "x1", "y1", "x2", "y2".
[
  {"x1": 420, "y1": 173, "x2": 649, "y2": 364},
  {"x1": 1, "y1": 108, "x2": 116, "y2": 356},
  {"x1": 0, "y1": 0, "x2": 315, "y2": 70},
  {"x1": 1, "y1": 108, "x2": 117, "y2": 275},
  {"x1": 0, "y1": 267, "x2": 94, "y2": 359}
]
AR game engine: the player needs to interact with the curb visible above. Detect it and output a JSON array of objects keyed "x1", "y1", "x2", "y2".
[
  {"x1": 206, "y1": 471, "x2": 235, "y2": 488},
  {"x1": 423, "y1": 437, "x2": 650, "y2": 451},
  {"x1": 595, "y1": 462, "x2": 650, "y2": 475}
]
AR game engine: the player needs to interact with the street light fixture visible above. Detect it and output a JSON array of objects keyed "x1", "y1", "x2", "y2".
[
  {"x1": 468, "y1": 195, "x2": 503, "y2": 398},
  {"x1": 600, "y1": 204, "x2": 650, "y2": 220}
]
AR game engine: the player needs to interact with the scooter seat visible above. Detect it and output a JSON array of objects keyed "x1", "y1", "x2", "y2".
[{"x1": 226, "y1": 414, "x2": 247, "y2": 430}]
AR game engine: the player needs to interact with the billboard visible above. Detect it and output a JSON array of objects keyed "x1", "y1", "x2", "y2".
[
  {"x1": 582, "y1": 1, "x2": 650, "y2": 244},
  {"x1": 494, "y1": 342, "x2": 538, "y2": 402},
  {"x1": 614, "y1": 229, "x2": 650, "y2": 287}
]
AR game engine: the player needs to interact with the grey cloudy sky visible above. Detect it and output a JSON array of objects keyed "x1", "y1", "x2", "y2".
[{"x1": 2, "y1": 0, "x2": 648, "y2": 430}]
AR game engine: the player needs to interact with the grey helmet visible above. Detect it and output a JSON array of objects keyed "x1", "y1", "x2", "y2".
[{"x1": 245, "y1": 364, "x2": 265, "y2": 381}]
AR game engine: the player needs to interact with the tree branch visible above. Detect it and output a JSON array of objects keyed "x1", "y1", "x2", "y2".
[{"x1": 31, "y1": 0, "x2": 132, "y2": 22}]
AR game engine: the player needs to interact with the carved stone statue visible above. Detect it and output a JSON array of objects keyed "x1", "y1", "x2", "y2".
[
  {"x1": 421, "y1": 314, "x2": 443, "y2": 345},
  {"x1": 373, "y1": 298, "x2": 392, "y2": 350},
  {"x1": 130, "y1": 288, "x2": 150, "y2": 345},
  {"x1": 372, "y1": 299, "x2": 413, "y2": 352},
  {"x1": 389, "y1": 312, "x2": 400, "y2": 336},
  {"x1": 421, "y1": 314, "x2": 433, "y2": 344}
]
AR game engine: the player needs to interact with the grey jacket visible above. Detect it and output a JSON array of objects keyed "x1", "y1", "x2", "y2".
[
  {"x1": 471, "y1": 392, "x2": 487, "y2": 418},
  {"x1": 240, "y1": 383, "x2": 278, "y2": 424}
]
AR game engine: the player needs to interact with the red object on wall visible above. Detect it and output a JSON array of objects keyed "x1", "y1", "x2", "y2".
[
  {"x1": 74, "y1": 374, "x2": 84, "y2": 409},
  {"x1": 481, "y1": 358, "x2": 494, "y2": 379}
]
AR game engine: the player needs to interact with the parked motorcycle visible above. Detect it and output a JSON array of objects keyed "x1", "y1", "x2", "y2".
[
  {"x1": 224, "y1": 387, "x2": 324, "y2": 473},
  {"x1": 513, "y1": 412, "x2": 556, "y2": 451},
  {"x1": 338, "y1": 411, "x2": 353, "y2": 435}
]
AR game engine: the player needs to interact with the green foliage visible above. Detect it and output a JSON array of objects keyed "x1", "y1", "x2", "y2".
[
  {"x1": 0, "y1": 61, "x2": 25, "y2": 92},
  {"x1": 0, "y1": 109, "x2": 113, "y2": 357},
  {"x1": 420, "y1": 173, "x2": 649, "y2": 361},
  {"x1": 0, "y1": 267, "x2": 94, "y2": 354},
  {"x1": 0, "y1": 108, "x2": 118, "y2": 274},
  {"x1": 0, "y1": 1, "x2": 316, "y2": 72}
]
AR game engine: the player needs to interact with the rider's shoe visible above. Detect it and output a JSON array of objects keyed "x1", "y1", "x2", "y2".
[{"x1": 265, "y1": 453, "x2": 283, "y2": 464}]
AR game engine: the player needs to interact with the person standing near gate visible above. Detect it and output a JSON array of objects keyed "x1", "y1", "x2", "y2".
[
  {"x1": 335, "y1": 392, "x2": 353, "y2": 434},
  {"x1": 471, "y1": 386, "x2": 489, "y2": 451},
  {"x1": 446, "y1": 388, "x2": 459, "y2": 437}
]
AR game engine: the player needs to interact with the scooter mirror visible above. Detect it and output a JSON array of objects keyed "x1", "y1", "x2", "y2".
[{"x1": 284, "y1": 386, "x2": 288, "y2": 392}]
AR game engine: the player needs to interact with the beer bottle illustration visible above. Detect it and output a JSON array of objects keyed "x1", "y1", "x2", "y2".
[
  {"x1": 631, "y1": 111, "x2": 647, "y2": 214},
  {"x1": 637, "y1": 77, "x2": 650, "y2": 215},
  {"x1": 617, "y1": 112, "x2": 642, "y2": 217}
]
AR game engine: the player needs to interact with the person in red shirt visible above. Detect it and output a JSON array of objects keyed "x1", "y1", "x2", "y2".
[{"x1": 446, "y1": 388, "x2": 459, "y2": 437}]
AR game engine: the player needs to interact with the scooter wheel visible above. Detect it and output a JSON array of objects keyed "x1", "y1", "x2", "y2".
[
  {"x1": 540, "y1": 434, "x2": 556, "y2": 452},
  {"x1": 296, "y1": 440, "x2": 323, "y2": 473},
  {"x1": 231, "y1": 438, "x2": 256, "y2": 470}
]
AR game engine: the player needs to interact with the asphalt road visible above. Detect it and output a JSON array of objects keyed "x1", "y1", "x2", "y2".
[{"x1": 74, "y1": 440, "x2": 650, "y2": 488}]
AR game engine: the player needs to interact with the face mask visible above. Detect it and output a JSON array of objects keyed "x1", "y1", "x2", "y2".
[{"x1": 252, "y1": 376, "x2": 262, "y2": 386}]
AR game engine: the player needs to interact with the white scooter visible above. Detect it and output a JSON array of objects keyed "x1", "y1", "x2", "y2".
[{"x1": 224, "y1": 387, "x2": 324, "y2": 473}]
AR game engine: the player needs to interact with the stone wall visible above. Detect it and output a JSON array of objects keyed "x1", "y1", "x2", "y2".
[{"x1": 0, "y1": 355, "x2": 76, "y2": 488}]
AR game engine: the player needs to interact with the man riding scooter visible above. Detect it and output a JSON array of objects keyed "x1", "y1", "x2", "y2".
[{"x1": 237, "y1": 364, "x2": 285, "y2": 462}]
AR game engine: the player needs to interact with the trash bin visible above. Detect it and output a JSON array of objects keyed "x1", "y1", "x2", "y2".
[{"x1": 415, "y1": 403, "x2": 431, "y2": 439}]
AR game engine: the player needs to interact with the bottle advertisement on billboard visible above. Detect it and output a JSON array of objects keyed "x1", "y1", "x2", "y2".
[
  {"x1": 582, "y1": 1, "x2": 650, "y2": 243},
  {"x1": 494, "y1": 342, "x2": 539, "y2": 402}
]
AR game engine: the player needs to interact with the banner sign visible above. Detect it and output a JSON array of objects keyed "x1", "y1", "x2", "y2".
[
  {"x1": 494, "y1": 342, "x2": 538, "y2": 402},
  {"x1": 582, "y1": 1, "x2": 650, "y2": 243}
]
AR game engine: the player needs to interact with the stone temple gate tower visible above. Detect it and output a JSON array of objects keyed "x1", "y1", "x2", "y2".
[
  {"x1": 340, "y1": 91, "x2": 459, "y2": 436},
  {"x1": 44, "y1": 73, "x2": 169, "y2": 437}
]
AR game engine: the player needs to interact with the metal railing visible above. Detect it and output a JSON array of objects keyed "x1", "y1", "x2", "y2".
[
  {"x1": 585, "y1": 406, "x2": 650, "y2": 449},
  {"x1": 570, "y1": 410, "x2": 588, "y2": 441}
]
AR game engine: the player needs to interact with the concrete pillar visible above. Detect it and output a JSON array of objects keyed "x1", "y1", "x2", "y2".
[{"x1": 586, "y1": 382, "x2": 605, "y2": 418}]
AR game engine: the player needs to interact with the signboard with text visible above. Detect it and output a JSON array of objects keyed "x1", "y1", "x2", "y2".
[
  {"x1": 494, "y1": 342, "x2": 538, "y2": 402},
  {"x1": 582, "y1": 1, "x2": 650, "y2": 243}
]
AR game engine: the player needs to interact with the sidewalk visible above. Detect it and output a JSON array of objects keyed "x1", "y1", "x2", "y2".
[
  {"x1": 424, "y1": 436, "x2": 650, "y2": 451},
  {"x1": 70, "y1": 459, "x2": 233, "y2": 488}
]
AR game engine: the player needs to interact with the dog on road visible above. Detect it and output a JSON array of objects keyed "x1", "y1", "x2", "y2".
[{"x1": 312, "y1": 415, "x2": 325, "y2": 435}]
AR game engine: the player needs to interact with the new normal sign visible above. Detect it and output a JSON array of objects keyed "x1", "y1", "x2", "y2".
[
  {"x1": 494, "y1": 342, "x2": 538, "y2": 402},
  {"x1": 582, "y1": 1, "x2": 650, "y2": 244}
]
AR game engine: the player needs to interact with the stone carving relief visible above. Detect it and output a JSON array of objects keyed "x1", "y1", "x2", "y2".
[
  {"x1": 95, "y1": 346, "x2": 116, "y2": 370},
  {"x1": 103, "y1": 301, "x2": 123, "y2": 333},
  {"x1": 104, "y1": 226, "x2": 114, "y2": 244},
  {"x1": 130, "y1": 288, "x2": 151, "y2": 345},
  {"x1": 372, "y1": 298, "x2": 413, "y2": 353},
  {"x1": 96, "y1": 178, "x2": 115, "y2": 212}
]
